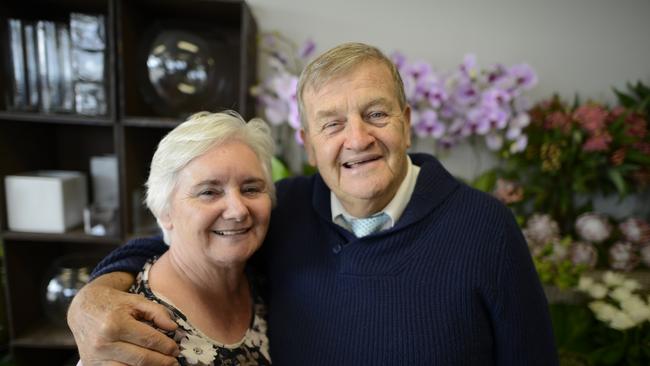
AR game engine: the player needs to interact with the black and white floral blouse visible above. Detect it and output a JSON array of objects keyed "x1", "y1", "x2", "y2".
[{"x1": 129, "y1": 258, "x2": 271, "y2": 365}]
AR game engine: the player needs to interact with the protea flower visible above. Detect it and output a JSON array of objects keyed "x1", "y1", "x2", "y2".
[
  {"x1": 618, "y1": 217, "x2": 650, "y2": 244},
  {"x1": 524, "y1": 213, "x2": 560, "y2": 245},
  {"x1": 575, "y1": 212, "x2": 612, "y2": 243},
  {"x1": 570, "y1": 241, "x2": 598, "y2": 269},
  {"x1": 609, "y1": 241, "x2": 640, "y2": 272}
]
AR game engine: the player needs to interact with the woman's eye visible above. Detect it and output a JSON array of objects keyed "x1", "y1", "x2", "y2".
[
  {"x1": 242, "y1": 187, "x2": 263, "y2": 196},
  {"x1": 198, "y1": 189, "x2": 221, "y2": 198}
]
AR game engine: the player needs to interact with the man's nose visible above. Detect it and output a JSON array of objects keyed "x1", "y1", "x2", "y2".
[
  {"x1": 222, "y1": 192, "x2": 248, "y2": 221},
  {"x1": 344, "y1": 116, "x2": 374, "y2": 150}
]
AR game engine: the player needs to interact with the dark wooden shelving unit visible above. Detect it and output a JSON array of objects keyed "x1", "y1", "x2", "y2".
[{"x1": 0, "y1": 0, "x2": 257, "y2": 364}]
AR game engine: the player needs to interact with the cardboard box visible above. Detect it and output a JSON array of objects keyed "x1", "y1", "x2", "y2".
[{"x1": 5, "y1": 171, "x2": 87, "y2": 233}]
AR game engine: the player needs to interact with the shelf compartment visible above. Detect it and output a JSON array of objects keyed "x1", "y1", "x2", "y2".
[
  {"x1": 1, "y1": 240, "x2": 117, "y2": 349},
  {"x1": 116, "y1": 0, "x2": 257, "y2": 120},
  {"x1": 0, "y1": 0, "x2": 115, "y2": 118}
]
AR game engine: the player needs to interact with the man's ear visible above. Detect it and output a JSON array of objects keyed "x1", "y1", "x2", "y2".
[
  {"x1": 403, "y1": 105, "x2": 412, "y2": 148},
  {"x1": 300, "y1": 128, "x2": 317, "y2": 166}
]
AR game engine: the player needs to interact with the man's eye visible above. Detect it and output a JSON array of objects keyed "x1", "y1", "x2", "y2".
[
  {"x1": 322, "y1": 121, "x2": 343, "y2": 132},
  {"x1": 368, "y1": 111, "x2": 387, "y2": 120}
]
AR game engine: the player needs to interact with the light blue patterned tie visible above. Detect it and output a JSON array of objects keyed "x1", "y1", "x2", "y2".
[{"x1": 348, "y1": 212, "x2": 390, "y2": 237}]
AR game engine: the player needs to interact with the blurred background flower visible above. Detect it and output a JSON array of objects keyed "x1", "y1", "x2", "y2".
[
  {"x1": 392, "y1": 53, "x2": 537, "y2": 152},
  {"x1": 251, "y1": 34, "x2": 538, "y2": 156}
]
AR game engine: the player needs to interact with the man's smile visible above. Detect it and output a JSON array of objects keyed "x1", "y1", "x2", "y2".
[{"x1": 342, "y1": 154, "x2": 382, "y2": 169}]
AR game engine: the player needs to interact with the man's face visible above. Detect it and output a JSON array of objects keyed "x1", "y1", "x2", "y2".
[{"x1": 300, "y1": 61, "x2": 411, "y2": 217}]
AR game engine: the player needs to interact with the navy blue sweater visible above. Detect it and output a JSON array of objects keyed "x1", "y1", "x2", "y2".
[{"x1": 93, "y1": 153, "x2": 558, "y2": 365}]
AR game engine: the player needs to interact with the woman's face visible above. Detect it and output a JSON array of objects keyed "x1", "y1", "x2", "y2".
[{"x1": 160, "y1": 140, "x2": 272, "y2": 267}]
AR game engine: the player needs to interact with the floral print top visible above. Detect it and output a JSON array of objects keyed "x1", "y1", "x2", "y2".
[{"x1": 129, "y1": 258, "x2": 271, "y2": 365}]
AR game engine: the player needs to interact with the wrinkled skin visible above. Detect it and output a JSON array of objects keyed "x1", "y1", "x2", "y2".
[{"x1": 67, "y1": 272, "x2": 180, "y2": 366}]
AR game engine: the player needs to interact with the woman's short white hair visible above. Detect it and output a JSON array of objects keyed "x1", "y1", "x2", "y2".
[{"x1": 145, "y1": 111, "x2": 275, "y2": 241}]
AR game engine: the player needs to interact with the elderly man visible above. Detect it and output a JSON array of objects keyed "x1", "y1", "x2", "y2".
[{"x1": 68, "y1": 42, "x2": 558, "y2": 365}]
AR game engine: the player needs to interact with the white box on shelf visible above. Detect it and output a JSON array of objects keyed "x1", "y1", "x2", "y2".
[{"x1": 4, "y1": 171, "x2": 88, "y2": 233}]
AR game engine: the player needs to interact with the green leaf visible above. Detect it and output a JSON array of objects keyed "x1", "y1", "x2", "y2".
[
  {"x1": 607, "y1": 168, "x2": 627, "y2": 196},
  {"x1": 626, "y1": 150, "x2": 650, "y2": 165},
  {"x1": 588, "y1": 342, "x2": 626, "y2": 365},
  {"x1": 471, "y1": 170, "x2": 498, "y2": 192},
  {"x1": 271, "y1": 156, "x2": 292, "y2": 181},
  {"x1": 613, "y1": 88, "x2": 637, "y2": 108},
  {"x1": 632, "y1": 81, "x2": 650, "y2": 97}
]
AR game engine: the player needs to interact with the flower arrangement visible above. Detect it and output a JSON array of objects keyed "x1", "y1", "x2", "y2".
[
  {"x1": 250, "y1": 33, "x2": 538, "y2": 152},
  {"x1": 550, "y1": 272, "x2": 650, "y2": 366},
  {"x1": 475, "y1": 82, "x2": 650, "y2": 288},
  {"x1": 392, "y1": 53, "x2": 537, "y2": 151},
  {"x1": 481, "y1": 85, "x2": 650, "y2": 227}
]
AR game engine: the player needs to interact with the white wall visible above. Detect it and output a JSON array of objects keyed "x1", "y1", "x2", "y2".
[{"x1": 248, "y1": 0, "x2": 650, "y2": 178}]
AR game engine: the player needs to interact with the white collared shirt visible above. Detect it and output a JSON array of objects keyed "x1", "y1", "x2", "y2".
[{"x1": 331, "y1": 156, "x2": 421, "y2": 233}]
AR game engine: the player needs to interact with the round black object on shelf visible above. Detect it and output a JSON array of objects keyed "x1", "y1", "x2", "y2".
[{"x1": 138, "y1": 27, "x2": 237, "y2": 118}]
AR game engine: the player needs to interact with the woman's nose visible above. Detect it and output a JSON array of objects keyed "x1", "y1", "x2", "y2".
[{"x1": 222, "y1": 192, "x2": 248, "y2": 222}]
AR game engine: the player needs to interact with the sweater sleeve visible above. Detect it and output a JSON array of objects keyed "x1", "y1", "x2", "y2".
[
  {"x1": 490, "y1": 213, "x2": 559, "y2": 366},
  {"x1": 90, "y1": 236, "x2": 169, "y2": 280}
]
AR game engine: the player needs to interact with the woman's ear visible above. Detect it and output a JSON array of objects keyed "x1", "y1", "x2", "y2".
[{"x1": 158, "y1": 210, "x2": 173, "y2": 230}]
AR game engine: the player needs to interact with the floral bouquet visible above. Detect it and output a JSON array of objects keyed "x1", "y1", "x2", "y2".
[
  {"x1": 480, "y1": 84, "x2": 650, "y2": 228},
  {"x1": 392, "y1": 53, "x2": 537, "y2": 152}
]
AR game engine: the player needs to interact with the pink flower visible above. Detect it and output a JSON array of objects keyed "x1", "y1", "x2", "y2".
[
  {"x1": 524, "y1": 214, "x2": 560, "y2": 245},
  {"x1": 573, "y1": 104, "x2": 608, "y2": 133},
  {"x1": 544, "y1": 111, "x2": 572, "y2": 132},
  {"x1": 633, "y1": 141, "x2": 650, "y2": 155},
  {"x1": 570, "y1": 241, "x2": 598, "y2": 269},
  {"x1": 623, "y1": 112, "x2": 647, "y2": 138},
  {"x1": 608, "y1": 241, "x2": 640, "y2": 272},
  {"x1": 582, "y1": 132, "x2": 612, "y2": 152},
  {"x1": 493, "y1": 178, "x2": 524, "y2": 204},
  {"x1": 618, "y1": 218, "x2": 650, "y2": 244},
  {"x1": 575, "y1": 212, "x2": 612, "y2": 243}
]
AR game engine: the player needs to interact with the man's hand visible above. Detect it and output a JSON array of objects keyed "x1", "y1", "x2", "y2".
[{"x1": 67, "y1": 272, "x2": 180, "y2": 366}]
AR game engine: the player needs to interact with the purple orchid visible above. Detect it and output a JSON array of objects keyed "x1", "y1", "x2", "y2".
[{"x1": 254, "y1": 36, "x2": 538, "y2": 151}]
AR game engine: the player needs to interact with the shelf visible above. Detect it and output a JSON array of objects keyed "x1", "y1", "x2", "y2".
[
  {"x1": 2, "y1": 229, "x2": 122, "y2": 245},
  {"x1": 121, "y1": 116, "x2": 182, "y2": 128},
  {"x1": 0, "y1": 111, "x2": 113, "y2": 126},
  {"x1": 11, "y1": 324, "x2": 75, "y2": 349}
]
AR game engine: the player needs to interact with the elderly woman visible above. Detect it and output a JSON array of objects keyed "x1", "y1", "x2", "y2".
[{"x1": 126, "y1": 111, "x2": 273, "y2": 365}]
